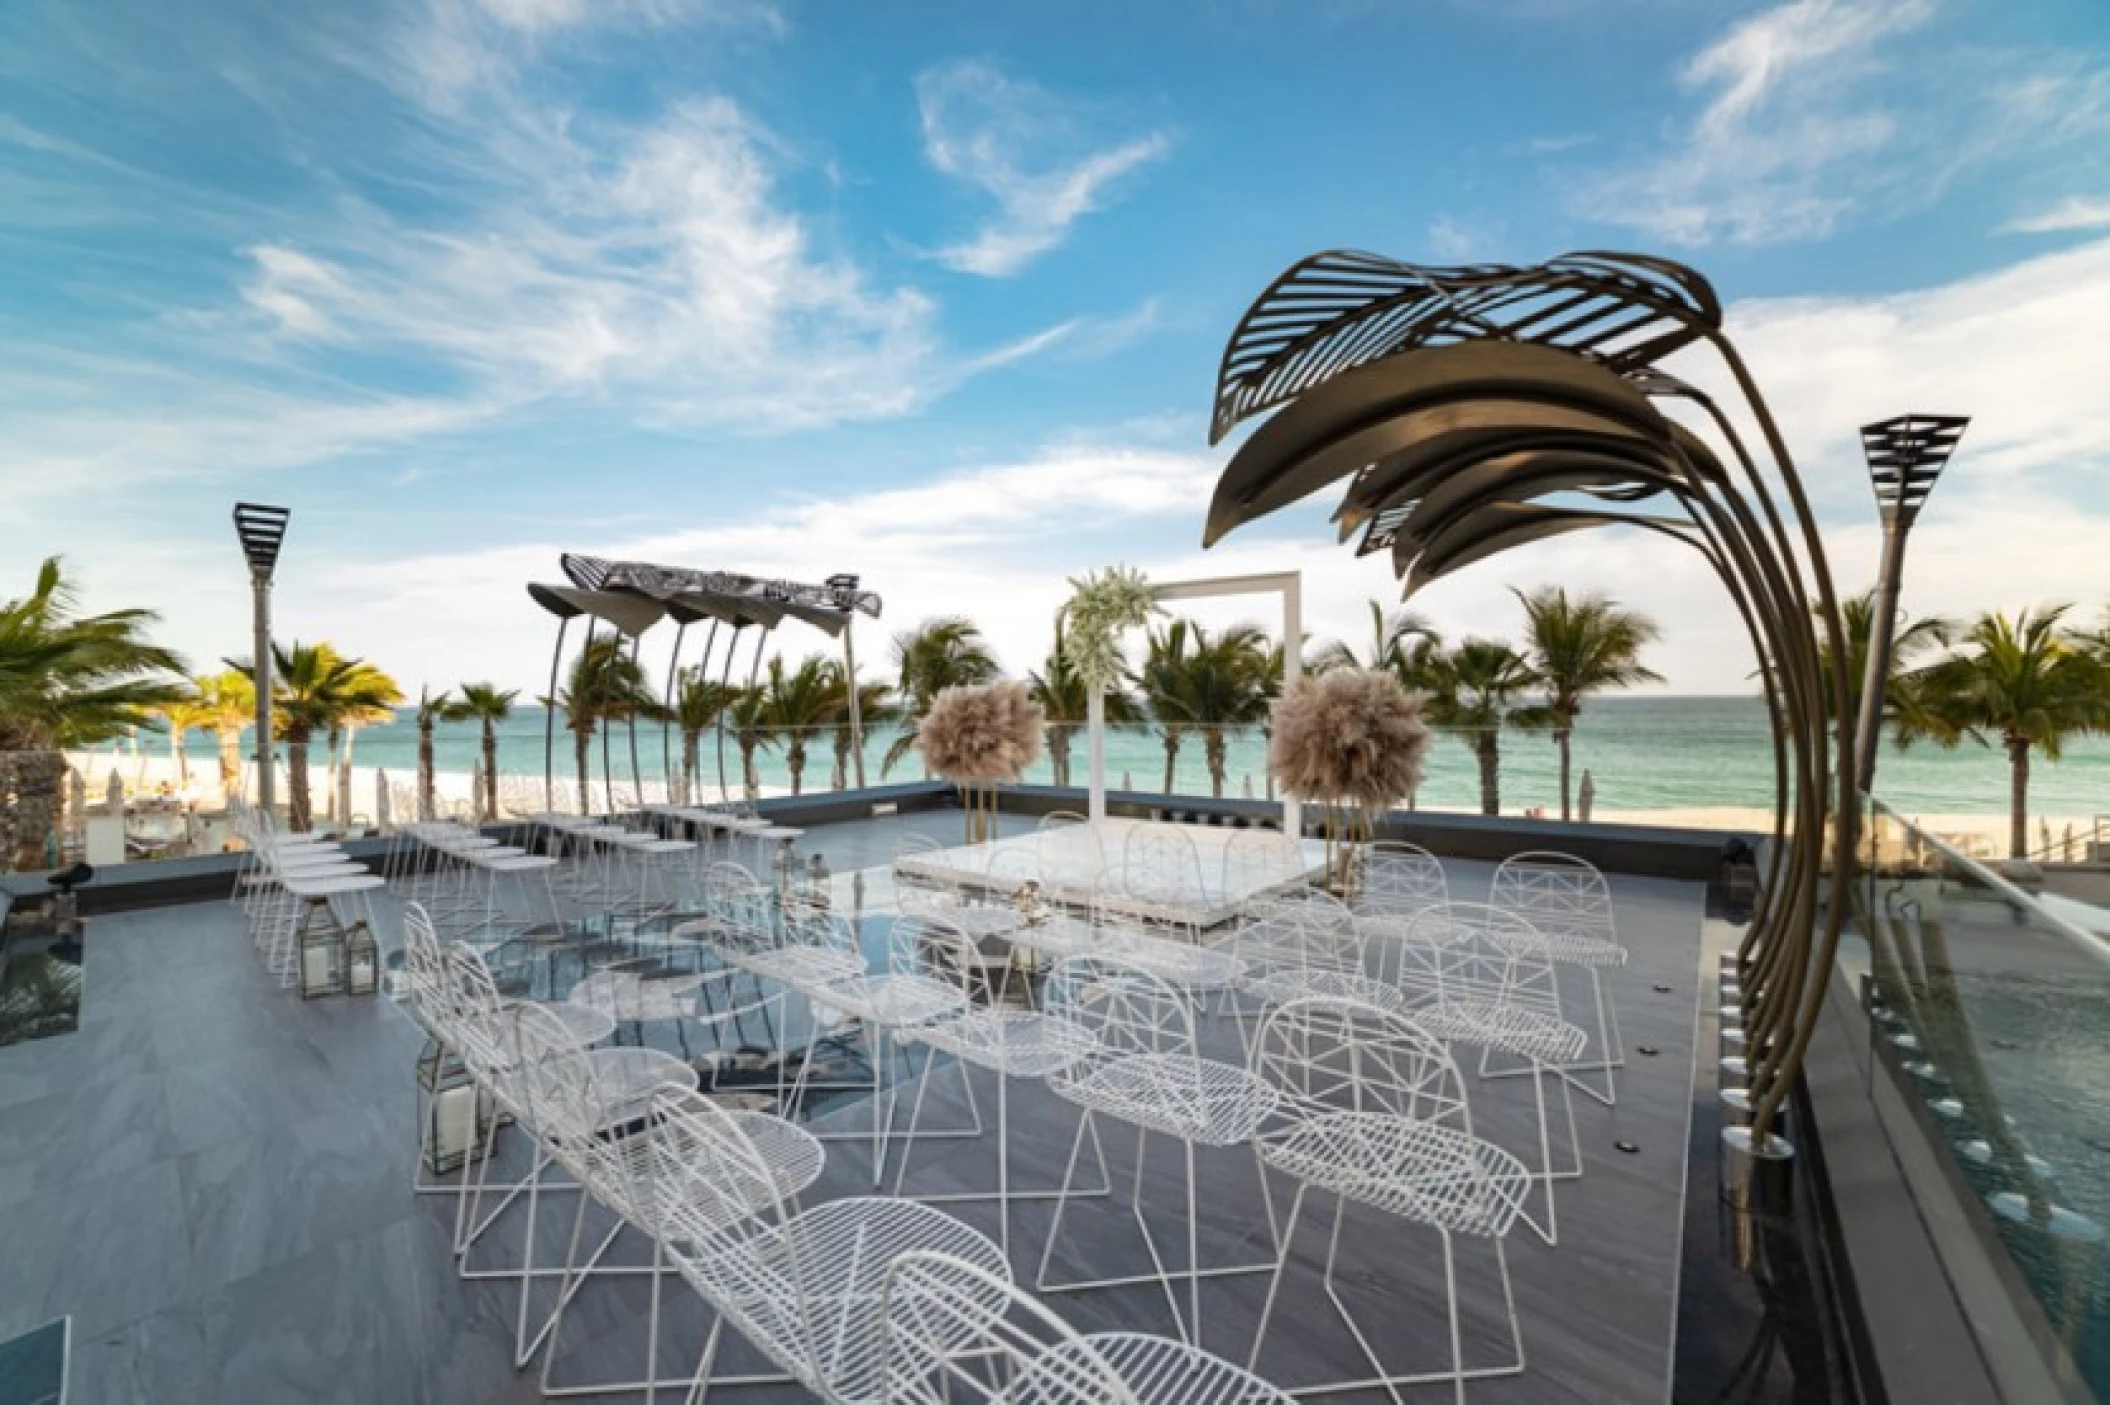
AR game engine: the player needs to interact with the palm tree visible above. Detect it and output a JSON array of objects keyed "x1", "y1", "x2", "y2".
[
  {"x1": 822, "y1": 664, "x2": 891, "y2": 792},
  {"x1": 233, "y1": 642, "x2": 395, "y2": 832},
  {"x1": 727, "y1": 686, "x2": 775, "y2": 800},
  {"x1": 0, "y1": 557, "x2": 186, "y2": 869},
  {"x1": 414, "y1": 687, "x2": 471, "y2": 821},
  {"x1": 1423, "y1": 639, "x2": 1550, "y2": 816},
  {"x1": 547, "y1": 637, "x2": 653, "y2": 814},
  {"x1": 1901, "y1": 605, "x2": 2110, "y2": 858},
  {"x1": 457, "y1": 683, "x2": 519, "y2": 821},
  {"x1": 1314, "y1": 601, "x2": 1440, "y2": 675},
  {"x1": 324, "y1": 658, "x2": 402, "y2": 820},
  {"x1": 670, "y1": 668, "x2": 738, "y2": 803},
  {"x1": 885, "y1": 617, "x2": 1000, "y2": 777},
  {"x1": 763, "y1": 654, "x2": 837, "y2": 795},
  {"x1": 1028, "y1": 623, "x2": 1138, "y2": 788},
  {"x1": 1514, "y1": 587, "x2": 1663, "y2": 821},
  {"x1": 1141, "y1": 621, "x2": 1274, "y2": 798},
  {"x1": 192, "y1": 669, "x2": 254, "y2": 801},
  {"x1": 155, "y1": 691, "x2": 220, "y2": 791},
  {"x1": 1815, "y1": 589, "x2": 1953, "y2": 740},
  {"x1": 1138, "y1": 620, "x2": 1196, "y2": 794}
]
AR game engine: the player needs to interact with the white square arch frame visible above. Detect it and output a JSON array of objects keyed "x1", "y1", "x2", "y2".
[{"x1": 1085, "y1": 569, "x2": 1302, "y2": 835}]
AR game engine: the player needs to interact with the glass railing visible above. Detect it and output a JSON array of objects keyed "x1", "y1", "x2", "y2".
[
  {"x1": 1851, "y1": 795, "x2": 2110, "y2": 1402},
  {"x1": 46, "y1": 717, "x2": 1724, "y2": 862}
]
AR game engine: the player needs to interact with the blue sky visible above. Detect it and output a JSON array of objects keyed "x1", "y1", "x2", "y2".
[{"x1": 5, "y1": 0, "x2": 2109, "y2": 694}]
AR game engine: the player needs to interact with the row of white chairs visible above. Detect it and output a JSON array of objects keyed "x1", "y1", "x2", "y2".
[
  {"x1": 683, "y1": 855, "x2": 1559, "y2": 1401},
  {"x1": 227, "y1": 800, "x2": 387, "y2": 988},
  {"x1": 402, "y1": 899, "x2": 1302, "y2": 1404}
]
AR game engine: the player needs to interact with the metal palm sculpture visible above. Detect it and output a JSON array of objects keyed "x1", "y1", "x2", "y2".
[{"x1": 1202, "y1": 249, "x2": 1855, "y2": 1152}]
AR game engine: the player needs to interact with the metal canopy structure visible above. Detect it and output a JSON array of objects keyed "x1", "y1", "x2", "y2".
[
  {"x1": 1203, "y1": 247, "x2": 1854, "y2": 1154},
  {"x1": 528, "y1": 554, "x2": 881, "y2": 813}
]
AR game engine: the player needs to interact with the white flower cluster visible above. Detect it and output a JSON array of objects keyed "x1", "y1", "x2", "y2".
[{"x1": 1060, "y1": 565, "x2": 1162, "y2": 692}]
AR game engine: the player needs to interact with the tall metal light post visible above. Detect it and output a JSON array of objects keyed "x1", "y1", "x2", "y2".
[
  {"x1": 1856, "y1": 415, "x2": 1968, "y2": 795},
  {"x1": 233, "y1": 503, "x2": 291, "y2": 815}
]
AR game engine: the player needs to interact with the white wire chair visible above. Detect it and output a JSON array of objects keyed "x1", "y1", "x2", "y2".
[
  {"x1": 1088, "y1": 864, "x2": 1246, "y2": 995},
  {"x1": 796, "y1": 912, "x2": 982, "y2": 1183},
  {"x1": 1220, "y1": 826, "x2": 1309, "y2": 909},
  {"x1": 451, "y1": 976, "x2": 698, "y2": 1367},
  {"x1": 887, "y1": 916, "x2": 1103, "y2": 1259},
  {"x1": 1488, "y1": 851, "x2": 1628, "y2": 1106},
  {"x1": 1387, "y1": 903, "x2": 1585, "y2": 1246},
  {"x1": 1036, "y1": 953, "x2": 1278, "y2": 1345},
  {"x1": 640, "y1": 1088, "x2": 1014, "y2": 1402},
  {"x1": 1123, "y1": 823, "x2": 1211, "y2": 911},
  {"x1": 1213, "y1": 894, "x2": 1402, "y2": 1047},
  {"x1": 708, "y1": 900, "x2": 871, "y2": 1116},
  {"x1": 880, "y1": 1250, "x2": 1298, "y2": 1405},
  {"x1": 537, "y1": 1080, "x2": 825, "y2": 1399},
  {"x1": 1354, "y1": 840, "x2": 1449, "y2": 930},
  {"x1": 1246, "y1": 997, "x2": 1529, "y2": 1404}
]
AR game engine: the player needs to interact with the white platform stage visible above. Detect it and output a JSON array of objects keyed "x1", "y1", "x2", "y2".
[{"x1": 893, "y1": 817, "x2": 1326, "y2": 930}]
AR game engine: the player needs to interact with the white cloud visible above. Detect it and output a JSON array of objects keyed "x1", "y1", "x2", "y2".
[
  {"x1": 917, "y1": 60, "x2": 1172, "y2": 277},
  {"x1": 1426, "y1": 215, "x2": 1494, "y2": 261},
  {"x1": 222, "y1": 95, "x2": 964, "y2": 432},
  {"x1": 2005, "y1": 195, "x2": 2110, "y2": 235},
  {"x1": 67, "y1": 236, "x2": 2110, "y2": 699},
  {"x1": 1575, "y1": 0, "x2": 2110, "y2": 246}
]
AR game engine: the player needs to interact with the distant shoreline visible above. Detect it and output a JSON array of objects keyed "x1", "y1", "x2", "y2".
[{"x1": 67, "y1": 750, "x2": 2092, "y2": 860}]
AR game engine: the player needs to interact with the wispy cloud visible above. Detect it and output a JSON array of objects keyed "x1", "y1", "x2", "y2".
[
  {"x1": 1426, "y1": 215, "x2": 1500, "y2": 262},
  {"x1": 917, "y1": 60, "x2": 1173, "y2": 277},
  {"x1": 1573, "y1": 0, "x2": 2110, "y2": 246},
  {"x1": 2005, "y1": 195, "x2": 2110, "y2": 235}
]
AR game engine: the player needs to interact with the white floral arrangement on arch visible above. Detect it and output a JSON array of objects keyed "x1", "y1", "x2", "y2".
[{"x1": 1060, "y1": 565, "x2": 1162, "y2": 692}]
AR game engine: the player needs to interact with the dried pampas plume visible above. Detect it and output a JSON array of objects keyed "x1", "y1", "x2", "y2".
[
  {"x1": 915, "y1": 682, "x2": 1046, "y2": 785},
  {"x1": 1267, "y1": 669, "x2": 1429, "y2": 810}
]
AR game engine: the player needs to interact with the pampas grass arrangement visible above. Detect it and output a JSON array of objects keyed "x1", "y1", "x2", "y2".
[
  {"x1": 915, "y1": 681, "x2": 1046, "y2": 843},
  {"x1": 1268, "y1": 669, "x2": 1430, "y2": 893}
]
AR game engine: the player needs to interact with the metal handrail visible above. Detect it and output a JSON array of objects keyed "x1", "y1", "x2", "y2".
[{"x1": 1866, "y1": 793, "x2": 2110, "y2": 970}]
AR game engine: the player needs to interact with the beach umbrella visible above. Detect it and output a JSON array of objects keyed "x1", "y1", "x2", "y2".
[
  {"x1": 1578, "y1": 769, "x2": 1596, "y2": 824},
  {"x1": 337, "y1": 761, "x2": 353, "y2": 833},
  {"x1": 68, "y1": 769, "x2": 87, "y2": 835},
  {"x1": 376, "y1": 770, "x2": 392, "y2": 832},
  {"x1": 106, "y1": 769, "x2": 124, "y2": 811}
]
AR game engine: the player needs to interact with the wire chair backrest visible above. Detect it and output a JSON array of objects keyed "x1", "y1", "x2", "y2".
[
  {"x1": 1360, "y1": 840, "x2": 1448, "y2": 916},
  {"x1": 399, "y1": 901, "x2": 446, "y2": 1025},
  {"x1": 1489, "y1": 850, "x2": 1617, "y2": 948},
  {"x1": 1222, "y1": 827, "x2": 1307, "y2": 901},
  {"x1": 1037, "y1": 810, "x2": 1089, "y2": 832},
  {"x1": 1046, "y1": 954, "x2": 1194, "y2": 1071},
  {"x1": 879, "y1": 1250, "x2": 1138, "y2": 1405},
  {"x1": 703, "y1": 861, "x2": 770, "y2": 946},
  {"x1": 1253, "y1": 996, "x2": 1472, "y2": 1131},
  {"x1": 1393, "y1": 903, "x2": 1561, "y2": 1021},
  {"x1": 1122, "y1": 823, "x2": 1207, "y2": 902},
  {"x1": 438, "y1": 946, "x2": 511, "y2": 1079},
  {"x1": 781, "y1": 904, "x2": 863, "y2": 966},
  {"x1": 641, "y1": 1089, "x2": 814, "y2": 1365},
  {"x1": 894, "y1": 832, "x2": 946, "y2": 867},
  {"x1": 984, "y1": 843, "x2": 1041, "y2": 894},
  {"x1": 890, "y1": 913, "x2": 978, "y2": 990},
  {"x1": 1239, "y1": 893, "x2": 1366, "y2": 977}
]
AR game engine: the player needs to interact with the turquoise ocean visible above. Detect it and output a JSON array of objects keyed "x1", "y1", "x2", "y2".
[{"x1": 106, "y1": 695, "x2": 2110, "y2": 821}]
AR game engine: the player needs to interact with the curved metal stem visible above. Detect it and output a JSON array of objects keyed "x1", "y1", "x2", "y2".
[
  {"x1": 542, "y1": 617, "x2": 569, "y2": 816},
  {"x1": 660, "y1": 621, "x2": 687, "y2": 804}
]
